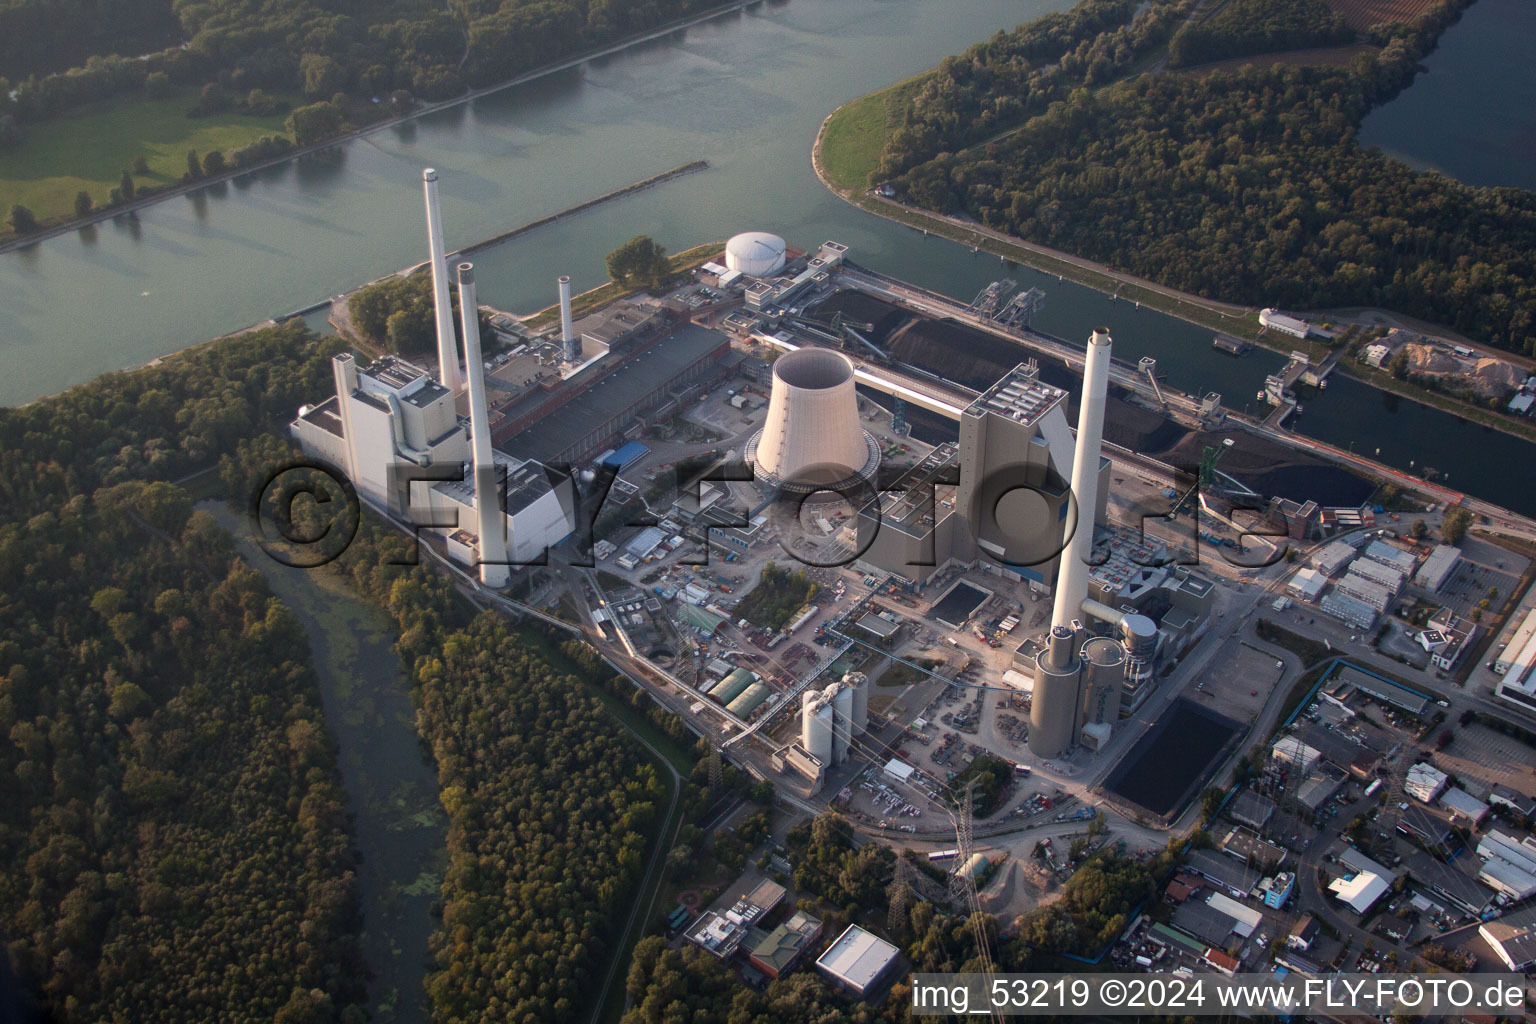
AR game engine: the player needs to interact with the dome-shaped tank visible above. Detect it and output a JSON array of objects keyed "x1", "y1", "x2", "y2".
[{"x1": 725, "y1": 231, "x2": 787, "y2": 277}]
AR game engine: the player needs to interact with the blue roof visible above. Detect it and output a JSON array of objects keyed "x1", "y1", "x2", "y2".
[{"x1": 604, "y1": 441, "x2": 650, "y2": 468}]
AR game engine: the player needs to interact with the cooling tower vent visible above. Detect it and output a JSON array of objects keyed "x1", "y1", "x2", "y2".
[{"x1": 746, "y1": 347, "x2": 879, "y2": 493}]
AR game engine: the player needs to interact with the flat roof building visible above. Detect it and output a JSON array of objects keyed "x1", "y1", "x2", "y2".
[
  {"x1": 1311, "y1": 540, "x2": 1356, "y2": 577},
  {"x1": 1361, "y1": 539, "x2": 1418, "y2": 576},
  {"x1": 1480, "y1": 910, "x2": 1536, "y2": 972},
  {"x1": 1414, "y1": 545, "x2": 1460, "y2": 592},
  {"x1": 748, "y1": 910, "x2": 823, "y2": 980},
  {"x1": 1321, "y1": 591, "x2": 1376, "y2": 629},
  {"x1": 815, "y1": 925, "x2": 901, "y2": 998}
]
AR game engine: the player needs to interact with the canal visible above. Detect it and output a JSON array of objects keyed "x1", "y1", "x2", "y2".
[
  {"x1": 3, "y1": 0, "x2": 1533, "y2": 512},
  {"x1": 208, "y1": 504, "x2": 446, "y2": 1024}
]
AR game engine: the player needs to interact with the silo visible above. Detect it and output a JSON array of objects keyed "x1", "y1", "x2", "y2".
[
  {"x1": 1029, "y1": 624, "x2": 1081, "y2": 758},
  {"x1": 801, "y1": 691, "x2": 834, "y2": 766},
  {"x1": 1079, "y1": 636, "x2": 1126, "y2": 728},
  {"x1": 844, "y1": 672, "x2": 870, "y2": 734},
  {"x1": 748, "y1": 348, "x2": 877, "y2": 492},
  {"x1": 1120, "y1": 613, "x2": 1158, "y2": 690},
  {"x1": 831, "y1": 682, "x2": 854, "y2": 766}
]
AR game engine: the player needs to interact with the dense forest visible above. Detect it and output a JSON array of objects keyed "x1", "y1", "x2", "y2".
[
  {"x1": 221, "y1": 437, "x2": 677, "y2": 1024},
  {"x1": 0, "y1": 0, "x2": 719, "y2": 133},
  {"x1": 0, "y1": 324, "x2": 368, "y2": 1022},
  {"x1": 2, "y1": 320, "x2": 679, "y2": 1024},
  {"x1": 871, "y1": 0, "x2": 1196, "y2": 184},
  {"x1": 879, "y1": 0, "x2": 1536, "y2": 355},
  {"x1": 1166, "y1": 0, "x2": 1353, "y2": 68}
]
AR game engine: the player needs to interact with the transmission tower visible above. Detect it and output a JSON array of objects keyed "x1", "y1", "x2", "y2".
[
  {"x1": 888, "y1": 859, "x2": 916, "y2": 935},
  {"x1": 945, "y1": 781, "x2": 998, "y2": 1003},
  {"x1": 707, "y1": 740, "x2": 724, "y2": 794}
]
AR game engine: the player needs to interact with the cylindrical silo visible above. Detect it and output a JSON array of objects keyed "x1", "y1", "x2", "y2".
[
  {"x1": 1030, "y1": 624, "x2": 1081, "y2": 758},
  {"x1": 844, "y1": 672, "x2": 869, "y2": 734},
  {"x1": 802, "y1": 692, "x2": 834, "y2": 766},
  {"x1": 749, "y1": 348, "x2": 876, "y2": 491},
  {"x1": 1120, "y1": 613, "x2": 1158, "y2": 690},
  {"x1": 831, "y1": 682, "x2": 853, "y2": 766},
  {"x1": 1079, "y1": 636, "x2": 1126, "y2": 727}
]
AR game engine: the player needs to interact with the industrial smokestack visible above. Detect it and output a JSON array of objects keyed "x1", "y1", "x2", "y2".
[
  {"x1": 457, "y1": 262, "x2": 509, "y2": 588},
  {"x1": 558, "y1": 276, "x2": 576, "y2": 362},
  {"x1": 423, "y1": 169, "x2": 464, "y2": 392},
  {"x1": 1051, "y1": 328, "x2": 1113, "y2": 631}
]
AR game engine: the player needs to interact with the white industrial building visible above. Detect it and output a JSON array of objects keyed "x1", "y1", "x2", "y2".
[
  {"x1": 1270, "y1": 736, "x2": 1323, "y2": 774},
  {"x1": 1286, "y1": 567, "x2": 1327, "y2": 602},
  {"x1": 1329, "y1": 870, "x2": 1389, "y2": 916},
  {"x1": 1414, "y1": 545, "x2": 1460, "y2": 592},
  {"x1": 1335, "y1": 572, "x2": 1394, "y2": 613},
  {"x1": 1321, "y1": 591, "x2": 1376, "y2": 629},
  {"x1": 1346, "y1": 557, "x2": 1408, "y2": 592},
  {"x1": 1310, "y1": 539, "x2": 1356, "y2": 577},
  {"x1": 814, "y1": 925, "x2": 901, "y2": 998},
  {"x1": 1439, "y1": 787, "x2": 1490, "y2": 826},
  {"x1": 291, "y1": 171, "x2": 575, "y2": 585},
  {"x1": 1404, "y1": 762, "x2": 1448, "y2": 803},
  {"x1": 1480, "y1": 909, "x2": 1536, "y2": 972},
  {"x1": 1493, "y1": 604, "x2": 1536, "y2": 718},
  {"x1": 1360, "y1": 539, "x2": 1418, "y2": 577},
  {"x1": 1260, "y1": 308, "x2": 1311, "y2": 339}
]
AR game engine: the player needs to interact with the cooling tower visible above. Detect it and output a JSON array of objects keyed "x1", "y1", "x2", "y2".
[
  {"x1": 1030, "y1": 622, "x2": 1082, "y2": 758},
  {"x1": 422, "y1": 169, "x2": 464, "y2": 392},
  {"x1": 748, "y1": 348, "x2": 878, "y2": 491},
  {"x1": 558, "y1": 275, "x2": 576, "y2": 362},
  {"x1": 1079, "y1": 635, "x2": 1126, "y2": 728},
  {"x1": 457, "y1": 263, "x2": 509, "y2": 588}
]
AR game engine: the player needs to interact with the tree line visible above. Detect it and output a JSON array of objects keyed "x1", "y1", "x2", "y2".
[
  {"x1": 1166, "y1": 0, "x2": 1353, "y2": 69},
  {"x1": 0, "y1": 327, "x2": 370, "y2": 1023},
  {"x1": 881, "y1": 0, "x2": 1536, "y2": 356},
  {"x1": 871, "y1": 0, "x2": 1195, "y2": 185},
  {"x1": 0, "y1": 0, "x2": 721, "y2": 156}
]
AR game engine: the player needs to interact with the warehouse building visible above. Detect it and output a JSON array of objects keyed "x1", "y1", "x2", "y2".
[
  {"x1": 815, "y1": 925, "x2": 901, "y2": 999},
  {"x1": 1321, "y1": 591, "x2": 1377, "y2": 629},
  {"x1": 1414, "y1": 545, "x2": 1460, "y2": 592}
]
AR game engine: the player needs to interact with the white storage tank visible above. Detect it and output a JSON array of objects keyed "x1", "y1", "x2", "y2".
[
  {"x1": 725, "y1": 231, "x2": 787, "y2": 277},
  {"x1": 831, "y1": 682, "x2": 854, "y2": 766},
  {"x1": 802, "y1": 691, "x2": 834, "y2": 766}
]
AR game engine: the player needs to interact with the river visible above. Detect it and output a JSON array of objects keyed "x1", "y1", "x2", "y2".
[
  {"x1": 3, "y1": 0, "x2": 1535, "y2": 513},
  {"x1": 208, "y1": 504, "x2": 446, "y2": 1024},
  {"x1": 1359, "y1": 0, "x2": 1536, "y2": 192}
]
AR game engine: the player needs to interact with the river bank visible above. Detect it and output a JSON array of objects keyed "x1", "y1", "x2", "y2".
[
  {"x1": 206, "y1": 502, "x2": 446, "y2": 1024},
  {"x1": 0, "y1": 0, "x2": 762, "y2": 256},
  {"x1": 810, "y1": 79, "x2": 1536, "y2": 452}
]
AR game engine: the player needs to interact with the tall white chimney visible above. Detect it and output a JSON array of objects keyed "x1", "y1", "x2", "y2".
[
  {"x1": 558, "y1": 275, "x2": 576, "y2": 362},
  {"x1": 457, "y1": 262, "x2": 509, "y2": 588},
  {"x1": 423, "y1": 169, "x2": 464, "y2": 392},
  {"x1": 1051, "y1": 328, "x2": 1113, "y2": 631}
]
